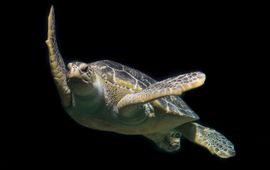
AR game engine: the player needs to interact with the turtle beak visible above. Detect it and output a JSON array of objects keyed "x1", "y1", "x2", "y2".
[
  {"x1": 67, "y1": 63, "x2": 89, "y2": 84},
  {"x1": 67, "y1": 63, "x2": 81, "y2": 79}
]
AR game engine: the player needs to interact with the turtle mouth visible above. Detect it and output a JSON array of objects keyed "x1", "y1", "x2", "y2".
[
  {"x1": 67, "y1": 69, "x2": 89, "y2": 83},
  {"x1": 80, "y1": 77, "x2": 89, "y2": 84},
  {"x1": 67, "y1": 77, "x2": 89, "y2": 84}
]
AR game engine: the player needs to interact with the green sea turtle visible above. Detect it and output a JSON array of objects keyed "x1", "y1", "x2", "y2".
[{"x1": 46, "y1": 6, "x2": 235, "y2": 158}]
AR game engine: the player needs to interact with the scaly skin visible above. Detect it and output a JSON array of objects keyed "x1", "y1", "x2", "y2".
[
  {"x1": 46, "y1": 6, "x2": 71, "y2": 107},
  {"x1": 46, "y1": 6, "x2": 235, "y2": 159}
]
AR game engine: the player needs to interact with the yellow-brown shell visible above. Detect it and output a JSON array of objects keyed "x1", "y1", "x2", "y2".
[{"x1": 91, "y1": 60, "x2": 199, "y2": 120}]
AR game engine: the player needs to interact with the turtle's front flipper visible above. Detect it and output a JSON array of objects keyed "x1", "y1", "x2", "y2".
[
  {"x1": 178, "y1": 123, "x2": 235, "y2": 158},
  {"x1": 117, "y1": 72, "x2": 205, "y2": 110},
  {"x1": 46, "y1": 6, "x2": 71, "y2": 107}
]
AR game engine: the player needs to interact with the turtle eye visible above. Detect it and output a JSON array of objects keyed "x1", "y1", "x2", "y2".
[{"x1": 80, "y1": 65, "x2": 88, "y2": 73}]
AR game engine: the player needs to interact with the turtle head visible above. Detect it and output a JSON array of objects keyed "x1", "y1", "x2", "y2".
[{"x1": 66, "y1": 62, "x2": 95, "y2": 96}]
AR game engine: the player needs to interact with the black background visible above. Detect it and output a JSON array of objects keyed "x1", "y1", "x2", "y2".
[{"x1": 3, "y1": 0, "x2": 267, "y2": 168}]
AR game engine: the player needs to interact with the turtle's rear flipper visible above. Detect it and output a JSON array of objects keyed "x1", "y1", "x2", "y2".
[
  {"x1": 117, "y1": 72, "x2": 205, "y2": 110},
  {"x1": 179, "y1": 123, "x2": 236, "y2": 158},
  {"x1": 144, "y1": 130, "x2": 182, "y2": 152},
  {"x1": 46, "y1": 6, "x2": 71, "y2": 107}
]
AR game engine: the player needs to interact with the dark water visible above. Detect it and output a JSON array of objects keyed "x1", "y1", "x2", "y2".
[{"x1": 3, "y1": 1, "x2": 266, "y2": 169}]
